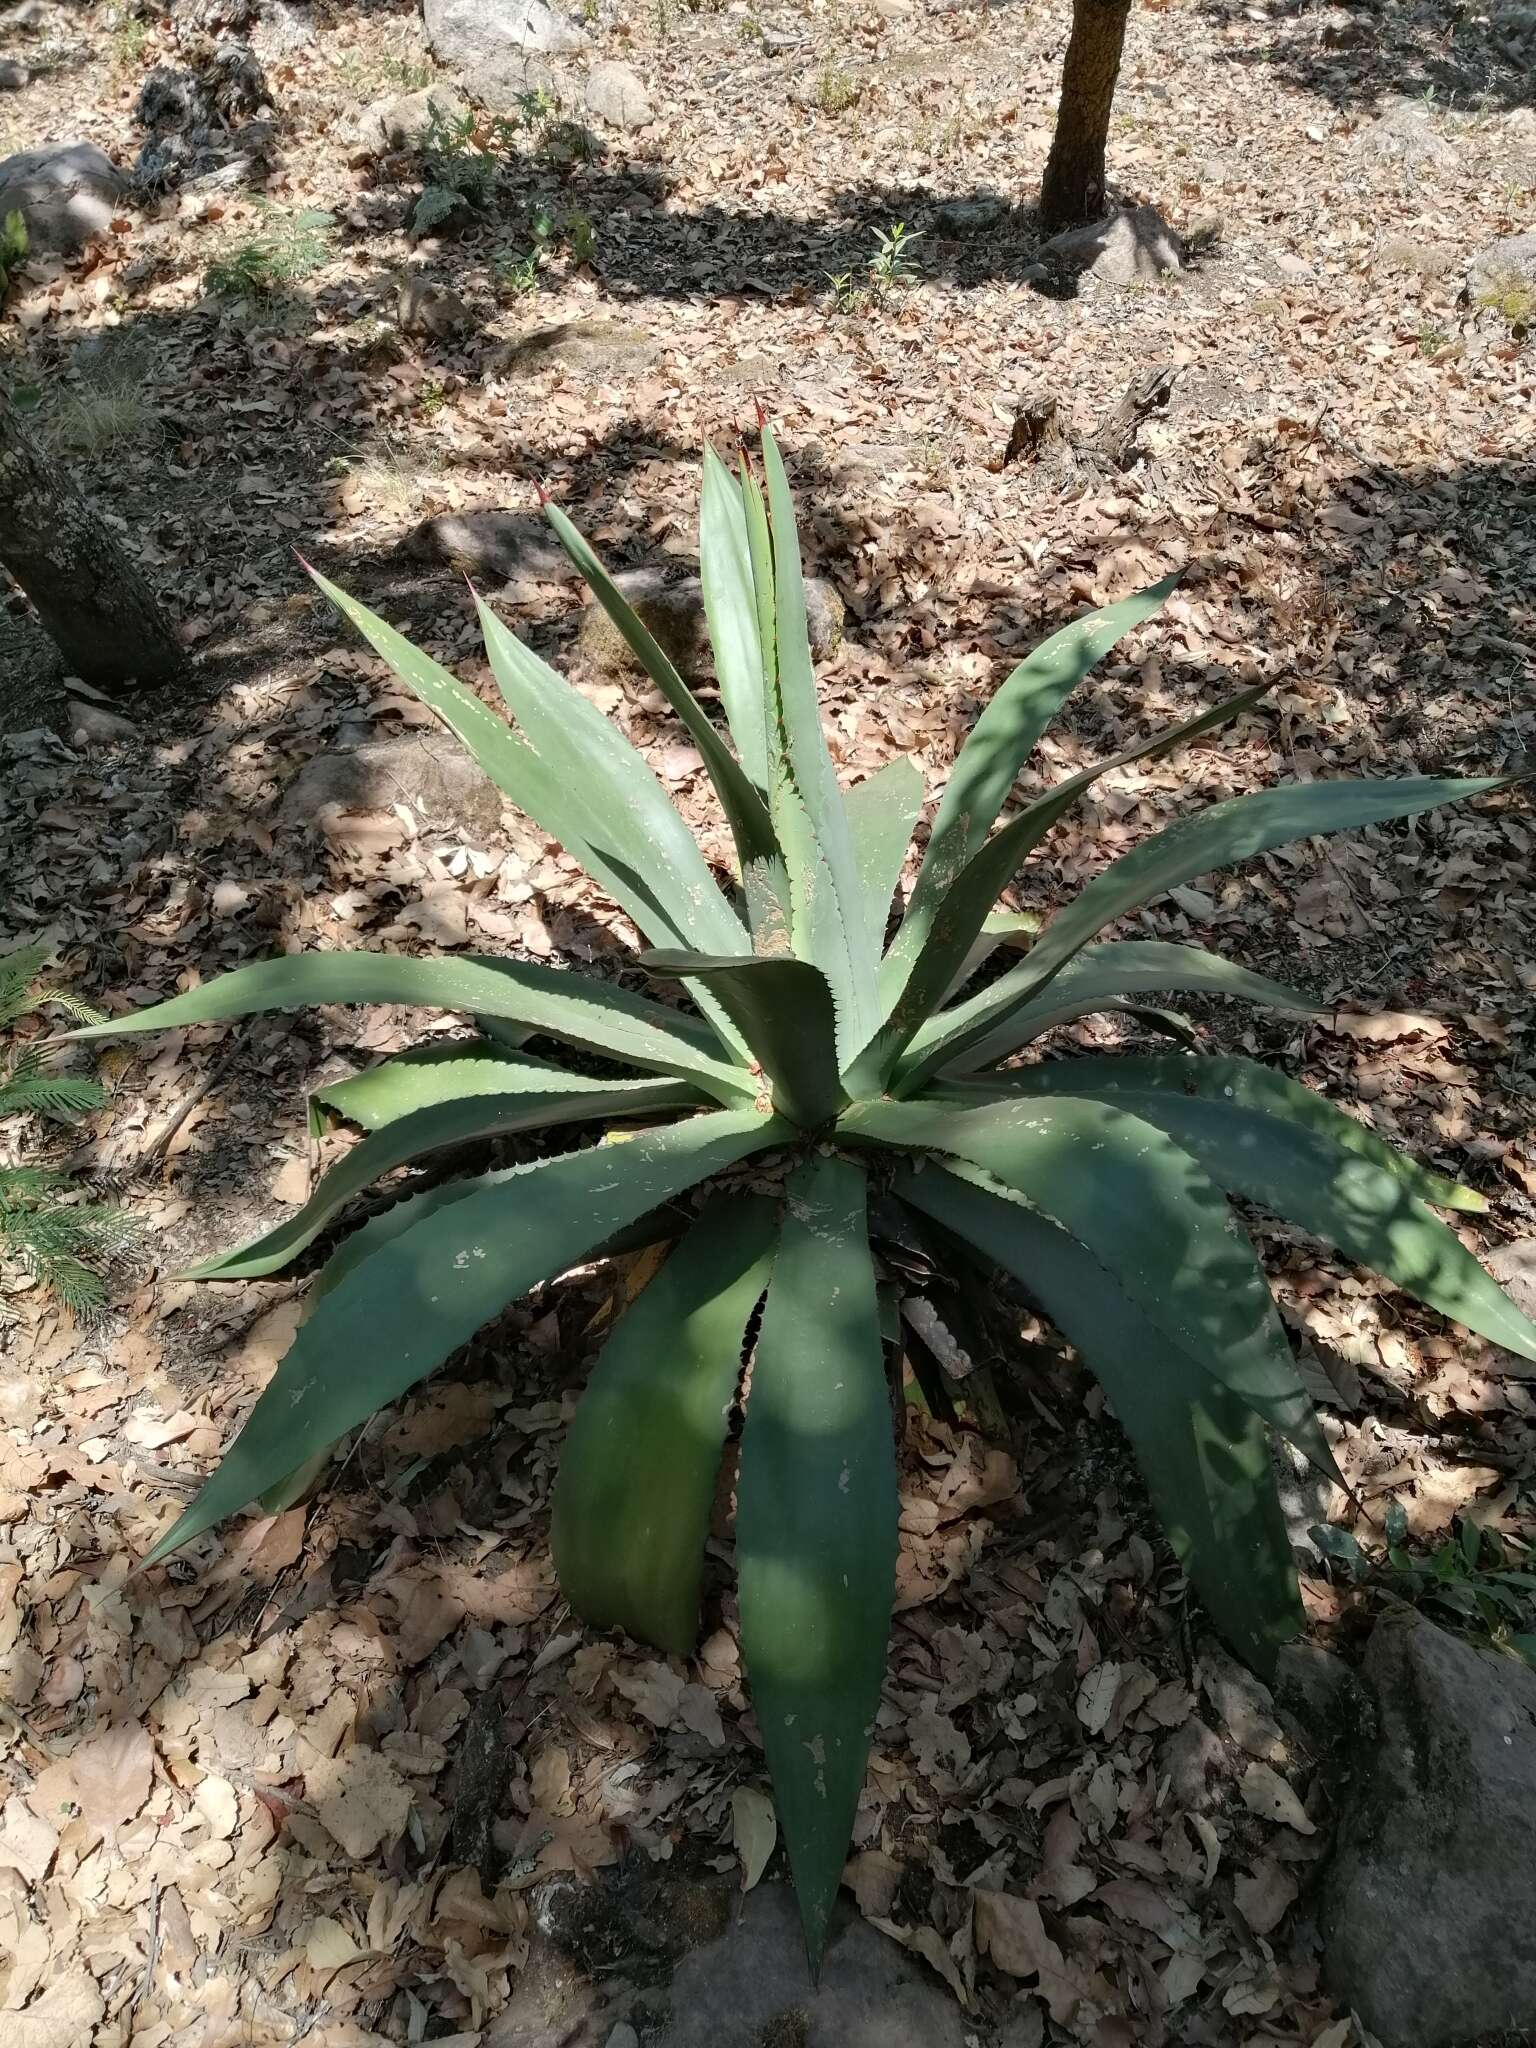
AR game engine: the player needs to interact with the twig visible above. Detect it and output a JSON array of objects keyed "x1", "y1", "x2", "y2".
[
  {"x1": 132, "y1": 1882, "x2": 162, "y2": 2013},
  {"x1": 130, "y1": 1047, "x2": 242, "y2": 1172}
]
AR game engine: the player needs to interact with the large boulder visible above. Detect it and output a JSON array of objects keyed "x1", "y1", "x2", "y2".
[
  {"x1": 0, "y1": 142, "x2": 127, "y2": 253},
  {"x1": 1322, "y1": 1611, "x2": 1536, "y2": 2046},
  {"x1": 660, "y1": 1886, "x2": 966, "y2": 2048},
  {"x1": 344, "y1": 84, "x2": 470, "y2": 160},
  {"x1": 423, "y1": 0, "x2": 584, "y2": 104},
  {"x1": 1041, "y1": 203, "x2": 1182, "y2": 285}
]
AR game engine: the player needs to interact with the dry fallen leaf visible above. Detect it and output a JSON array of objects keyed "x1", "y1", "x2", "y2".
[
  {"x1": 1329, "y1": 1009, "x2": 1448, "y2": 1043},
  {"x1": 973, "y1": 1891, "x2": 1115, "y2": 2025},
  {"x1": 1238, "y1": 1760, "x2": 1316, "y2": 1835},
  {"x1": 306, "y1": 1746, "x2": 413, "y2": 1859},
  {"x1": 12, "y1": 1974, "x2": 105, "y2": 2048},
  {"x1": 731, "y1": 1786, "x2": 777, "y2": 1893},
  {"x1": 28, "y1": 1719, "x2": 153, "y2": 1838}
]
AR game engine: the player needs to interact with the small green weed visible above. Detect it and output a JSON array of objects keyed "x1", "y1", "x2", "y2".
[
  {"x1": 1312, "y1": 1508, "x2": 1536, "y2": 1668},
  {"x1": 380, "y1": 52, "x2": 434, "y2": 89},
  {"x1": 494, "y1": 247, "x2": 542, "y2": 297},
  {"x1": 1418, "y1": 321, "x2": 1451, "y2": 358},
  {"x1": 817, "y1": 67, "x2": 859, "y2": 114},
  {"x1": 107, "y1": 4, "x2": 148, "y2": 68},
  {"x1": 417, "y1": 376, "x2": 448, "y2": 415},
  {"x1": 828, "y1": 219, "x2": 921, "y2": 315},
  {"x1": 564, "y1": 208, "x2": 597, "y2": 265},
  {"x1": 206, "y1": 205, "x2": 335, "y2": 296}
]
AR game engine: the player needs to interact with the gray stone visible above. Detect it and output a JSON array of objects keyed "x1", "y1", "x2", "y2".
[
  {"x1": 424, "y1": 0, "x2": 585, "y2": 104},
  {"x1": 0, "y1": 142, "x2": 128, "y2": 254},
  {"x1": 403, "y1": 509, "x2": 571, "y2": 583},
  {"x1": 605, "y1": 2028, "x2": 639, "y2": 2048},
  {"x1": 1355, "y1": 99, "x2": 1457, "y2": 168},
  {"x1": 1465, "y1": 232, "x2": 1536, "y2": 306},
  {"x1": 1273, "y1": 1642, "x2": 1361, "y2": 1755},
  {"x1": 1275, "y1": 251, "x2": 1313, "y2": 281},
  {"x1": 659, "y1": 1886, "x2": 966, "y2": 2048},
  {"x1": 576, "y1": 567, "x2": 844, "y2": 683},
  {"x1": 252, "y1": 0, "x2": 313, "y2": 56},
  {"x1": 585, "y1": 59, "x2": 652, "y2": 130},
  {"x1": 932, "y1": 193, "x2": 1007, "y2": 234},
  {"x1": 1322, "y1": 1611, "x2": 1536, "y2": 2047},
  {"x1": 345, "y1": 84, "x2": 470, "y2": 158},
  {"x1": 1041, "y1": 203, "x2": 1182, "y2": 285},
  {"x1": 0, "y1": 58, "x2": 27, "y2": 88},
  {"x1": 1159, "y1": 1717, "x2": 1230, "y2": 1812},
  {"x1": 280, "y1": 734, "x2": 505, "y2": 839}
]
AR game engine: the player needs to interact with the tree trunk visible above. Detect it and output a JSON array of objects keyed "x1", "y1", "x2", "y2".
[
  {"x1": 1038, "y1": 0, "x2": 1133, "y2": 234},
  {"x1": 0, "y1": 393, "x2": 182, "y2": 689}
]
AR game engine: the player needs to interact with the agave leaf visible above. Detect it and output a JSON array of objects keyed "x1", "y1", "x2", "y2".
[
  {"x1": 851, "y1": 684, "x2": 1272, "y2": 1098},
  {"x1": 904, "y1": 773, "x2": 1510, "y2": 1089},
  {"x1": 887, "y1": 574, "x2": 1179, "y2": 989},
  {"x1": 314, "y1": 1043, "x2": 631, "y2": 1130},
  {"x1": 910, "y1": 939, "x2": 1320, "y2": 1074},
  {"x1": 700, "y1": 444, "x2": 769, "y2": 788},
  {"x1": 475, "y1": 595, "x2": 748, "y2": 955},
  {"x1": 736, "y1": 1152, "x2": 897, "y2": 1969},
  {"x1": 641, "y1": 951, "x2": 845, "y2": 1129},
  {"x1": 68, "y1": 952, "x2": 753, "y2": 1104},
  {"x1": 554, "y1": 1197, "x2": 776, "y2": 1653},
  {"x1": 900, "y1": 1164, "x2": 1302, "y2": 1674},
  {"x1": 942, "y1": 1054, "x2": 1481, "y2": 1210},
  {"x1": 844, "y1": 1095, "x2": 1336, "y2": 1472},
  {"x1": 949, "y1": 1059, "x2": 1535, "y2": 1365},
  {"x1": 541, "y1": 501, "x2": 778, "y2": 862},
  {"x1": 758, "y1": 430, "x2": 881, "y2": 1066},
  {"x1": 844, "y1": 758, "x2": 923, "y2": 955},
  {"x1": 144, "y1": 1110, "x2": 781, "y2": 1564},
  {"x1": 188, "y1": 1078, "x2": 703, "y2": 1281}
]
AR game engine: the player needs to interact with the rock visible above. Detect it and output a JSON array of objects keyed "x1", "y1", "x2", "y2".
[
  {"x1": 1159, "y1": 1718, "x2": 1229, "y2": 1811},
  {"x1": 576, "y1": 568, "x2": 843, "y2": 683},
  {"x1": 345, "y1": 84, "x2": 469, "y2": 159},
  {"x1": 1273, "y1": 1642, "x2": 1361, "y2": 1755},
  {"x1": 252, "y1": 0, "x2": 313, "y2": 55},
  {"x1": 1465, "y1": 232, "x2": 1536, "y2": 307},
  {"x1": 497, "y1": 317, "x2": 660, "y2": 376},
  {"x1": 424, "y1": 0, "x2": 584, "y2": 104},
  {"x1": 403, "y1": 509, "x2": 570, "y2": 584},
  {"x1": 1355, "y1": 98, "x2": 1457, "y2": 168},
  {"x1": 1041, "y1": 203, "x2": 1182, "y2": 285},
  {"x1": 606, "y1": 2028, "x2": 640, "y2": 2048},
  {"x1": 585, "y1": 59, "x2": 651, "y2": 130},
  {"x1": 1322, "y1": 1611, "x2": 1536, "y2": 2047},
  {"x1": 59, "y1": 699, "x2": 137, "y2": 747},
  {"x1": 397, "y1": 273, "x2": 476, "y2": 340},
  {"x1": 659, "y1": 1885, "x2": 967, "y2": 2048},
  {"x1": 281, "y1": 734, "x2": 505, "y2": 840},
  {"x1": 932, "y1": 193, "x2": 1007, "y2": 234},
  {"x1": 0, "y1": 142, "x2": 127, "y2": 254},
  {"x1": 0, "y1": 57, "x2": 27, "y2": 88},
  {"x1": 1274, "y1": 251, "x2": 1313, "y2": 281}
]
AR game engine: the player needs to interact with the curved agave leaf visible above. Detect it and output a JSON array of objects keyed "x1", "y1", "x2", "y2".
[
  {"x1": 69, "y1": 952, "x2": 753, "y2": 1104},
  {"x1": 187, "y1": 1078, "x2": 704, "y2": 1281},
  {"x1": 910, "y1": 939, "x2": 1320, "y2": 1074},
  {"x1": 844, "y1": 1095, "x2": 1335, "y2": 1473},
  {"x1": 850, "y1": 683, "x2": 1271, "y2": 1098},
  {"x1": 700, "y1": 444, "x2": 769, "y2": 788},
  {"x1": 143, "y1": 1109, "x2": 781, "y2": 1564},
  {"x1": 904, "y1": 772, "x2": 1509, "y2": 1088},
  {"x1": 541, "y1": 501, "x2": 779, "y2": 867},
  {"x1": 553, "y1": 1196, "x2": 776, "y2": 1653},
  {"x1": 845, "y1": 757, "x2": 924, "y2": 956},
  {"x1": 314, "y1": 1043, "x2": 619, "y2": 1130},
  {"x1": 737, "y1": 1152, "x2": 897, "y2": 1970},
  {"x1": 899, "y1": 1164, "x2": 1302, "y2": 1674},
  {"x1": 948, "y1": 1059, "x2": 1535, "y2": 1365},
  {"x1": 641, "y1": 951, "x2": 844, "y2": 1129},
  {"x1": 886, "y1": 574, "x2": 1179, "y2": 990},
  {"x1": 759, "y1": 431, "x2": 881, "y2": 1066}
]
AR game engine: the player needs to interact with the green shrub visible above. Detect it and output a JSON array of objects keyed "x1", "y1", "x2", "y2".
[
  {"x1": 1, "y1": 947, "x2": 126, "y2": 1320},
  {"x1": 205, "y1": 206, "x2": 336, "y2": 296},
  {"x1": 83, "y1": 436, "x2": 1534, "y2": 1966}
]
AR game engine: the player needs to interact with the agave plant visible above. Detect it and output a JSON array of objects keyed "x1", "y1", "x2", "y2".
[{"x1": 76, "y1": 433, "x2": 1534, "y2": 1965}]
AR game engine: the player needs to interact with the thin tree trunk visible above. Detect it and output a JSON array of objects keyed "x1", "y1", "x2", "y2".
[
  {"x1": 0, "y1": 393, "x2": 182, "y2": 689},
  {"x1": 1038, "y1": 0, "x2": 1133, "y2": 234}
]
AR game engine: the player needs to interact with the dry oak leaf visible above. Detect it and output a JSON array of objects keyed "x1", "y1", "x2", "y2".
[
  {"x1": 1238, "y1": 1760, "x2": 1315, "y2": 1834},
  {"x1": 306, "y1": 1745, "x2": 413, "y2": 1859},
  {"x1": 1233, "y1": 1856, "x2": 1300, "y2": 1937},
  {"x1": 1329, "y1": 1009, "x2": 1448, "y2": 1044},
  {"x1": 13, "y1": 1975, "x2": 105, "y2": 2048},
  {"x1": 0, "y1": 1796, "x2": 57, "y2": 1883},
  {"x1": 973, "y1": 1891, "x2": 1115, "y2": 2025},
  {"x1": 27, "y1": 1718, "x2": 153, "y2": 1837},
  {"x1": 732, "y1": 1785, "x2": 777, "y2": 1893}
]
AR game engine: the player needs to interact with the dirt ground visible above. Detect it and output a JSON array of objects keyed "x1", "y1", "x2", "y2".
[{"x1": 1, "y1": 0, "x2": 1535, "y2": 2041}]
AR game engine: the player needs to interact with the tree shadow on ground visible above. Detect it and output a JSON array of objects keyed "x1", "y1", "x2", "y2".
[{"x1": 1199, "y1": 0, "x2": 1536, "y2": 111}]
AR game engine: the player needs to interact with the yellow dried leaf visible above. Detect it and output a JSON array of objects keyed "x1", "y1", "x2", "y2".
[{"x1": 731, "y1": 1786, "x2": 776, "y2": 1893}]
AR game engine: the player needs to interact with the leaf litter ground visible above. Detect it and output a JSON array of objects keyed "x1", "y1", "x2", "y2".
[{"x1": 0, "y1": 0, "x2": 1534, "y2": 2041}]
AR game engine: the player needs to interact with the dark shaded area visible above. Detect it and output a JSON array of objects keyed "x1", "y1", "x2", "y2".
[{"x1": 1200, "y1": 0, "x2": 1536, "y2": 111}]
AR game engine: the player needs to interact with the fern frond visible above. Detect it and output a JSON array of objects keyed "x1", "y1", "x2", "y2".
[
  {"x1": 0, "y1": 945, "x2": 47, "y2": 1032},
  {"x1": 0, "y1": 1066, "x2": 107, "y2": 1120}
]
